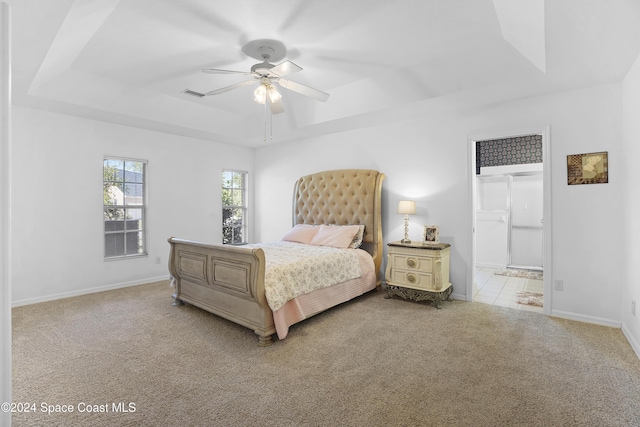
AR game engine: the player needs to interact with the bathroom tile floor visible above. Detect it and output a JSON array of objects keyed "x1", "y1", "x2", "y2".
[{"x1": 474, "y1": 267, "x2": 544, "y2": 313}]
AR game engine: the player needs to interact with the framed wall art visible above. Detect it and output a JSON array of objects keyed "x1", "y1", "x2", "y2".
[
  {"x1": 567, "y1": 151, "x2": 608, "y2": 185},
  {"x1": 423, "y1": 225, "x2": 440, "y2": 244}
]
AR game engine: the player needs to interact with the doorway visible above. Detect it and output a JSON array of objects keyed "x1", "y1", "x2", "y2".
[{"x1": 469, "y1": 128, "x2": 552, "y2": 314}]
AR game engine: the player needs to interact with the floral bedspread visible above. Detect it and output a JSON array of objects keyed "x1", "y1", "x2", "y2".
[{"x1": 246, "y1": 241, "x2": 362, "y2": 311}]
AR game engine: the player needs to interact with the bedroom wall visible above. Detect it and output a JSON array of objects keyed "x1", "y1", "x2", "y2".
[
  {"x1": 1, "y1": 2, "x2": 11, "y2": 420},
  {"x1": 11, "y1": 106, "x2": 254, "y2": 305},
  {"x1": 254, "y1": 83, "x2": 625, "y2": 326},
  {"x1": 622, "y1": 51, "x2": 640, "y2": 357}
]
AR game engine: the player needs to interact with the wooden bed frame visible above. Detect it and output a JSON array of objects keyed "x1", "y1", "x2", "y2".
[{"x1": 168, "y1": 169, "x2": 385, "y2": 345}]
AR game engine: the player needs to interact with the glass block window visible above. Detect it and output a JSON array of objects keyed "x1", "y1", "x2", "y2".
[
  {"x1": 222, "y1": 170, "x2": 247, "y2": 245},
  {"x1": 104, "y1": 158, "x2": 147, "y2": 258}
]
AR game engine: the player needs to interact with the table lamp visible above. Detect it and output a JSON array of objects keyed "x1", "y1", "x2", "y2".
[{"x1": 397, "y1": 200, "x2": 416, "y2": 244}]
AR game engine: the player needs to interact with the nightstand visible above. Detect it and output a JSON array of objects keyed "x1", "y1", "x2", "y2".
[{"x1": 384, "y1": 241, "x2": 453, "y2": 308}]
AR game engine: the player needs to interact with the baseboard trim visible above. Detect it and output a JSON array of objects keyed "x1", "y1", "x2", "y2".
[
  {"x1": 450, "y1": 292, "x2": 467, "y2": 301},
  {"x1": 11, "y1": 275, "x2": 171, "y2": 307},
  {"x1": 621, "y1": 323, "x2": 640, "y2": 360},
  {"x1": 550, "y1": 309, "x2": 621, "y2": 329}
]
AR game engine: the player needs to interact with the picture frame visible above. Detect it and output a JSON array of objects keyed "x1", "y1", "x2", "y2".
[
  {"x1": 567, "y1": 151, "x2": 608, "y2": 185},
  {"x1": 423, "y1": 225, "x2": 440, "y2": 244}
]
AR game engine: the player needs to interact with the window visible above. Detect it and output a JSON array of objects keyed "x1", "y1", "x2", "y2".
[
  {"x1": 222, "y1": 170, "x2": 247, "y2": 244},
  {"x1": 103, "y1": 158, "x2": 147, "y2": 258}
]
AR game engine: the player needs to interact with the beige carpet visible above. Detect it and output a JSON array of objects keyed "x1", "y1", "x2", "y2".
[{"x1": 12, "y1": 281, "x2": 640, "y2": 426}]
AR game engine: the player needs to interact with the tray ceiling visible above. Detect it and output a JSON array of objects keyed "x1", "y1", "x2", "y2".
[{"x1": 10, "y1": 0, "x2": 640, "y2": 146}]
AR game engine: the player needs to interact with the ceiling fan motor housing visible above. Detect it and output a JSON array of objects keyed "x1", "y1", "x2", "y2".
[
  {"x1": 242, "y1": 39, "x2": 287, "y2": 62},
  {"x1": 251, "y1": 61, "x2": 275, "y2": 76}
]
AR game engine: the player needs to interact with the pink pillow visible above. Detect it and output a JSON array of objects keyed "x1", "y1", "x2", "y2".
[
  {"x1": 309, "y1": 224, "x2": 360, "y2": 249},
  {"x1": 281, "y1": 224, "x2": 319, "y2": 244}
]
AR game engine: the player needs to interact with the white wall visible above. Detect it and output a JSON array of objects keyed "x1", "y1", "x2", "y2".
[
  {"x1": 254, "y1": 121, "x2": 472, "y2": 296},
  {"x1": 1, "y1": 1, "x2": 11, "y2": 422},
  {"x1": 11, "y1": 106, "x2": 253, "y2": 305},
  {"x1": 622, "y1": 51, "x2": 640, "y2": 357},
  {"x1": 254, "y1": 83, "x2": 625, "y2": 325}
]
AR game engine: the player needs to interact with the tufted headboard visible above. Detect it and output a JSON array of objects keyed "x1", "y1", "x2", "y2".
[{"x1": 292, "y1": 169, "x2": 385, "y2": 283}]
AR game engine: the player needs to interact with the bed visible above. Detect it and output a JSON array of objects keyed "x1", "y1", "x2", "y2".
[{"x1": 168, "y1": 169, "x2": 385, "y2": 346}]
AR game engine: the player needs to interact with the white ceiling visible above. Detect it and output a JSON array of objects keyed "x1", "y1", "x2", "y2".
[{"x1": 10, "y1": 0, "x2": 640, "y2": 147}]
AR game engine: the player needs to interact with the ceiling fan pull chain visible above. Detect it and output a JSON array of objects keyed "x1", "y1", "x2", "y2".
[{"x1": 263, "y1": 100, "x2": 267, "y2": 142}]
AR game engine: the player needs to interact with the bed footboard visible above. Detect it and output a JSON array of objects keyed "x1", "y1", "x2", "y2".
[{"x1": 168, "y1": 237, "x2": 275, "y2": 346}]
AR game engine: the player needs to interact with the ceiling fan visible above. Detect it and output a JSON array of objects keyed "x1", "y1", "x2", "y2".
[{"x1": 182, "y1": 39, "x2": 329, "y2": 115}]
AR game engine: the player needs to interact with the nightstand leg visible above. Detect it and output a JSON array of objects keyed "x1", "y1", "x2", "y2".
[
  {"x1": 436, "y1": 286, "x2": 454, "y2": 308},
  {"x1": 383, "y1": 283, "x2": 453, "y2": 308},
  {"x1": 434, "y1": 295, "x2": 443, "y2": 309},
  {"x1": 382, "y1": 283, "x2": 392, "y2": 299}
]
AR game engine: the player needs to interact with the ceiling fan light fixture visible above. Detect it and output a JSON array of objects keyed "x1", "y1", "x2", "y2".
[
  {"x1": 254, "y1": 84, "x2": 267, "y2": 104},
  {"x1": 254, "y1": 83, "x2": 281, "y2": 105},
  {"x1": 267, "y1": 85, "x2": 282, "y2": 103},
  {"x1": 190, "y1": 39, "x2": 329, "y2": 140}
]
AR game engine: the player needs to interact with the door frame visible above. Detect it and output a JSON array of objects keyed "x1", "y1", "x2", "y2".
[{"x1": 467, "y1": 125, "x2": 552, "y2": 314}]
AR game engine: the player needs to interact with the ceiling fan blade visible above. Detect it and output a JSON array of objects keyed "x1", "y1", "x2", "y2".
[
  {"x1": 182, "y1": 89, "x2": 206, "y2": 98},
  {"x1": 277, "y1": 79, "x2": 329, "y2": 102},
  {"x1": 203, "y1": 80, "x2": 257, "y2": 96},
  {"x1": 268, "y1": 60, "x2": 302, "y2": 78},
  {"x1": 202, "y1": 68, "x2": 253, "y2": 75},
  {"x1": 270, "y1": 98, "x2": 285, "y2": 114}
]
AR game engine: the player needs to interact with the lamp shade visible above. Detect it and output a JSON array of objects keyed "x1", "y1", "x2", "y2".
[{"x1": 397, "y1": 200, "x2": 416, "y2": 215}]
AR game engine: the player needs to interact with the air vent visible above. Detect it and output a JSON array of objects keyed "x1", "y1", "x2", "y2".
[{"x1": 182, "y1": 89, "x2": 205, "y2": 98}]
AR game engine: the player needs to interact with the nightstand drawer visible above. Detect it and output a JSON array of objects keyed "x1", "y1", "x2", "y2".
[
  {"x1": 391, "y1": 254, "x2": 432, "y2": 272},
  {"x1": 389, "y1": 268, "x2": 434, "y2": 290}
]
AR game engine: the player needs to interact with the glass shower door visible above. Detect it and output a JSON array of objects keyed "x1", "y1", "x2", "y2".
[{"x1": 508, "y1": 173, "x2": 543, "y2": 269}]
